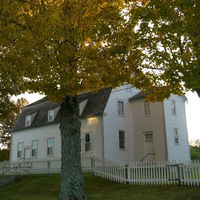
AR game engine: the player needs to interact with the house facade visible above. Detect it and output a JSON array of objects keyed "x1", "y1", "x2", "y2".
[{"x1": 10, "y1": 86, "x2": 191, "y2": 168}]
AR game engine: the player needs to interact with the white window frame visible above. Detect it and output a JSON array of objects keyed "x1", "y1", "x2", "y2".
[
  {"x1": 47, "y1": 137, "x2": 54, "y2": 156},
  {"x1": 32, "y1": 140, "x2": 38, "y2": 157},
  {"x1": 144, "y1": 101, "x2": 150, "y2": 116},
  {"x1": 171, "y1": 100, "x2": 176, "y2": 116},
  {"x1": 118, "y1": 100, "x2": 125, "y2": 116},
  {"x1": 85, "y1": 133, "x2": 92, "y2": 153},
  {"x1": 174, "y1": 128, "x2": 179, "y2": 144},
  {"x1": 25, "y1": 115, "x2": 31, "y2": 127},
  {"x1": 17, "y1": 142, "x2": 24, "y2": 158},
  {"x1": 48, "y1": 109, "x2": 54, "y2": 122},
  {"x1": 119, "y1": 130, "x2": 125, "y2": 150}
]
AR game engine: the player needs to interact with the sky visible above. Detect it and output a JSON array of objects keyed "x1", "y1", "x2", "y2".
[
  {"x1": 185, "y1": 91, "x2": 200, "y2": 141},
  {"x1": 17, "y1": 90, "x2": 200, "y2": 142}
]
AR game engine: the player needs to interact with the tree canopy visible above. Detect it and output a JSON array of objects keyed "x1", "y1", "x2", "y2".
[
  {"x1": 1, "y1": 1, "x2": 199, "y2": 102},
  {"x1": 1, "y1": 0, "x2": 199, "y2": 199},
  {"x1": 127, "y1": 0, "x2": 200, "y2": 98},
  {"x1": 0, "y1": 0, "x2": 135, "y2": 102},
  {"x1": 0, "y1": 97, "x2": 28, "y2": 149}
]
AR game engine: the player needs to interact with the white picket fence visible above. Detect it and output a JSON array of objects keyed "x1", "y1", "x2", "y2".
[
  {"x1": 128, "y1": 160, "x2": 200, "y2": 186},
  {"x1": 81, "y1": 156, "x2": 200, "y2": 186},
  {"x1": 2, "y1": 156, "x2": 200, "y2": 186}
]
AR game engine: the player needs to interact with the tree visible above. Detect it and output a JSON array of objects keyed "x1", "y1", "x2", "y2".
[
  {"x1": 126, "y1": 0, "x2": 200, "y2": 98},
  {"x1": 0, "y1": 149, "x2": 9, "y2": 161},
  {"x1": 1, "y1": 0, "x2": 199, "y2": 199},
  {"x1": 0, "y1": 97, "x2": 28, "y2": 149},
  {"x1": 0, "y1": 1, "x2": 133, "y2": 199},
  {"x1": 190, "y1": 140, "x2": 200, "y2": 160}
]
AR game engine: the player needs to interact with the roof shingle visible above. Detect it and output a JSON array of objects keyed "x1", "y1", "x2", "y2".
[{"x1": 12, "y1": 88, "x2": 112, "y2": 132}]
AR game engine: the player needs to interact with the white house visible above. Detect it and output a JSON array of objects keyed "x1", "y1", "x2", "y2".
[{"x1": 10, "y1": 86, "x2": 190, "y2": 169}]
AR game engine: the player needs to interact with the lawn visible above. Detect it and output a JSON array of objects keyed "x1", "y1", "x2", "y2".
[{"x1": 0, "y1": 173, "x2": 200, "y2": 200}]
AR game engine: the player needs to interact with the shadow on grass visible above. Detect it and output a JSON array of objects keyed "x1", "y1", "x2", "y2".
[{"x1": 0, "y1": 173, "x2": 200, "y2": 200}]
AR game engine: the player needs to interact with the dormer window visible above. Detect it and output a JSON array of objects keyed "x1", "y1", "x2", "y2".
[
  {"x1": 48, "y1": 109, "x2": 54, "y2": 122},
  {"x1": 25, "y1": 115, "x2": 31, "y2": 127},
  {"x1": 25, "y1": 112, "x2": 37, "y2": 127}
]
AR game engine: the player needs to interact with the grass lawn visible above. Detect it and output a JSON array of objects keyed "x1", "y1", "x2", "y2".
[{"x1": 0, "y1": 173, "x2": 200, "y2": 200}]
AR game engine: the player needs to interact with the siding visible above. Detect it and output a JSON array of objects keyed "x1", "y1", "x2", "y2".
[
  {"x1": 130, "y1": 100, "x2": 167, "y2": 161},
  {"x1": 11, "y1": 124, "x2": 61, "y2": 162},
  {"x1": 10, "y1": 116, "x2": 103, "y2": 162},
  {"x1": 103, "y1": 86, "x2": 139, "y2": 162},
  {"x1": 163, "y1": 95, "x2": 190, "y2": 161}
]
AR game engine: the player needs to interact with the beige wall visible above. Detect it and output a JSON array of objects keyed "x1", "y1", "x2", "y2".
[
  {"x1": 130, "y1": 99, "x2": 167, "y2": 161},
  {"x1": 81, "y1": 116, "x2": 103, "y2": 157}
]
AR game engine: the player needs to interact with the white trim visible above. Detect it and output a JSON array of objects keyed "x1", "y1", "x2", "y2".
[
  {"x1": 48, "y1": 110, "x2": 54, "y2": 122},
  {"x1": 17, "y1": 142, "x2": 24, "y2": 159},
  {"x1": 31, "y1": 139, "x2": 38, "y2": 158},
  {"x1": 84, "y1": 132, "x2": 93, "y2": 153},
  {"x1": 117, "y1": 99, "x2": 125, "y2": 116},
  {"x1": 47, "y1": 137, "x2": 54, "y2": 156},
  {"x1": 119, "y1": 130, "x2": 126, "y2": 150},
  {"x1": 25, "y1": 115, "x2": 31, "y2": 127}
]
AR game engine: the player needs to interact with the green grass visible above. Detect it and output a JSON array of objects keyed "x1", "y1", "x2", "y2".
[{"x1": 0, "y1": 173, "x2": 200, "y2": 200}]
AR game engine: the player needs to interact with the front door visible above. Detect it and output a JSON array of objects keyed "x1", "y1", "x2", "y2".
[
  {"x1": 24, "y1": 147, "x2": 31, "y2": 159},
  {"x1": 143, "y1": 132, "x2": 155, "y2": 161}
]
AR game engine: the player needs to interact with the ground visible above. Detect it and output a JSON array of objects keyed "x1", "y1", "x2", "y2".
[{"x1": 0, "y1": 173, "x2": 200, "y2": 200}]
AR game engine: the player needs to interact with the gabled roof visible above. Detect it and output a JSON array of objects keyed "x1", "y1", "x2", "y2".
[
  {"x1": 129, "y1": 91, "x2": 188, "y2": 102},
  {"x1": 12, "y1": 88, "x2": 112, "y2": 132}
]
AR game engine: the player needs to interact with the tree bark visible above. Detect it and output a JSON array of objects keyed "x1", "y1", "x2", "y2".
[{"x1": 59, "y1": 96, "x2": 87, "y2": 200}]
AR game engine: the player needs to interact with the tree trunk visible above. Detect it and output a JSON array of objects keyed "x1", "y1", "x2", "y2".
[{"x1": 59, "y1": 96, "x2": 87, "y2": 200}]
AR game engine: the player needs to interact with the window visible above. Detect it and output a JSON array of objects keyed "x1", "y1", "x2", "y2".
[
  {"x1": 85, "y1": 133, "x2": 92, "y2": 152},
  {"x1": 47, "y1": 138, "x2": 54, "y2": 156},
  {"x1": 144, "y1": 132, "x2": 153, "y2": 142},
  {"x1": 48, "y1": 109, "x2": 54, "y2": 122},
  {"x1": 174, "y1": 128, "x2": 179, "y2": 144},
  {"x1": 17, "y1": 142, "x2": 23, "y2": 158},
  {"x1": 118, "y1": 101, "x2": 124, "y2": 116},
  {"x1": 25, "y1": 112, "x2": 37, "y2": 127},
  {"x1": 32, "y1": 140, "x2": 38, "y2": 157},
  {"x1": 119, "y1": 130, "x2": 125, "y2": 149},
  {"x1": 144, "y1": 101, "x2": 150, "y2": 115},
  {"x1": 25, "y1": 115, "x2": 31, "y2": 126},
  {"x1": 171, "y1": 100, "x2": 176, "y2": 115}
]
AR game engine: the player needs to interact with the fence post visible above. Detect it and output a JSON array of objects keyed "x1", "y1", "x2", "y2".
[
  {"x1": 125, "y1": 164, "x2": 129, "y2": 184},
  {"x1": 91, "y1": 157, "x2": 95, "y2": 176}
]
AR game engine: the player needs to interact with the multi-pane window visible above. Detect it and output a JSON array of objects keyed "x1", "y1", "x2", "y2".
[
  {"x1": 48, "y1": 109, "x2": 54, "y2": 122},
  {"x1": 119, "y1": 130, "x2": 125, "y2": 149},
  {"x1": 25, "y1": 115, "x2": 31, "y2": 126},
  {"x1": 144, "y1": 101, "x2": 150, "y2": 115},
  {"x1": 32, "y1": 140, "x2": 38, "y2": 157},
  {"x1": 118, "y1": 101, "x2": 124, "y2": 116},
  {"x1": 85, "y1": 133, "x2": 92, "y2": 152},
  {"x1": 47, "y1": 138, "x2": 54, "y2": 156},
  {"x1": 17, "y1": 142, "x2": 23, "y2": 158},
  {"x1": 171, "y1": 100, "x2": 176, "y2": 115},
  {"x1": 174, "y1": 128, "x2": 179, "y2": 144}
]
